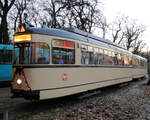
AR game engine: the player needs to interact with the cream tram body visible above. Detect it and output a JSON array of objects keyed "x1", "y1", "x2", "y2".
[{"x1": 12, "y1": 25, "x2": 147, "y2": 100}]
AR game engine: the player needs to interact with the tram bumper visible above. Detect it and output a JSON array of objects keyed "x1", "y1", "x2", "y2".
[{"x1": 11, "y1": 89, "x2": 39, "y2": 100}]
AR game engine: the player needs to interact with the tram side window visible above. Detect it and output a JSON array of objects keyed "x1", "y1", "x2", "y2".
[
  {"x1": 136, "y1": 59, "x2": 140, "y2": 68},
  {"x1": 144, "y1": 61, "x2": 147, "y2": 68},
  {"x1": 81, "y1": 46, "x2": 104, "y2": 65},
  {"x1": 109, "y1": 51, "x2": 113, "y2": 65},
  {"x1": 134, "y1": 58, "x2": 139, "y2": 68},
  {"x1": 129, "y1": 56, "x2": 132, "y2": 67},
  {"x1": 124, "y1": 55, "x2": 130, "y2": 66},
  {"x1": 132, "y1": 58, "x2": 136, "y2": 67},
  {"x1": 121, "y1": 54, "x2": 125, "y2": 66},
  {"x1": 140, "y1": 60, "x2": 146, "y2": 68},
  {"x1": 117, "y1": 53, "x2": 124, "y2": 66},
  {"x1": 98, "y1": 49, "x2": 104, "y2": 64},
  {"x1": 134, "y1": 58, "x2": 137, "y2": 68},
  {"x1": 81, "y1": 45, "x2": 90, "y2": 64},
  {"x1": 139, "y1": 60, "x2": 141, "y2": 67},
  {"x1": 112, "y1": 52, "x2": 116, "y2": 65},
  {"x1": 94, "y1": 48, "x2": 99, "y2": 64},
  {"x1": 103, "y1": 50, "x2": 113, "y2": 65},
  {"x1": 89, "y1": 52, "x2": 94, "y2": 64},
  {"x1": 81, "y1": 51, "x2": 89, "y2": 64},
  {"x1": 81, "y1": 45, "x2": 96, "y2": 64},
  {"x1": 52, "y1": 40, "x2": 75, "y2": 64},
  {"x1": 113, "y1": 53, "x2": 118, "y2": 65},
  {"x1": 94, "y1": 53, "x2": 98, "y2": 64},
  {"x1": 88, "y1": 46, "x2": 94, "y2": 64}
]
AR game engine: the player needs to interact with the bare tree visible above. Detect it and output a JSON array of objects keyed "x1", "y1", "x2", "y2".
[
  {"x1": 132, "y1": 40, "x2": 146, "y2": 54},
  {"x1": 60, "y1": 0, "x2": 102, "y2": 33},
  {"x1": 0, "y1": 0, "x2": 15, "y2": 44},
  {"x1": 124, "y1": 23, "x2": 145, "y2": 51},
  {"x1": 41, "y1": 0, "x2": 67, "y2": 28},
  {"x1": 109, "y1": 15, "x2": 146, "y2": 54},
  {"x1": 11, "y1": 0, "x2": 28, "y2": 31},
  {"x1": 23, "y1": 0, "x2": 40, "y2": 27},
  {"x1": 96, "y1": 16, "x2": 109, "y2": 39},
  {"x1": 9, "y1": 0, "x2": 39, "y2": 32},
  {"x1": 110, "y1": 16, "x2": 128, "y2": 44}
]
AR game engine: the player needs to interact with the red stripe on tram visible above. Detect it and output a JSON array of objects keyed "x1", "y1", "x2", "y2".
[
  {"x1": 22, "y1": 69, "x2": 32, "y2": 91},
  {"x1": 12, "y1": 73, "x2": 16, "y2": 82}
]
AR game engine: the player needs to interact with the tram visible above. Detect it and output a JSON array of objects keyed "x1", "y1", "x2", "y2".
[
  {"x1": 11, "y1": 23, "x2": 147, "y2": 100},
  {"x1": 0, "y1": 44, "x2": 13, "y2": 85}
]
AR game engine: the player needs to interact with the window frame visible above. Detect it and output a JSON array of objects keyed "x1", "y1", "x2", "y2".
[
  {"x1": 14, "y1": 42, "x2": 50, "y2": 64},
  {"x1": 51, "y1": 39, "x2": 75, "y2": 65}
]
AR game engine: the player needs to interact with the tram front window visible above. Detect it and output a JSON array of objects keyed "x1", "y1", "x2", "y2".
[{"x1": 14, "y1": 42, "x2": 50, "y2": 64}]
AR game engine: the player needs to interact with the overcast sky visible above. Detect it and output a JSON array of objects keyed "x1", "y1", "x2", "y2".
[{"x1": 102, "y1": 0, "x2": 150, "y2": 50}]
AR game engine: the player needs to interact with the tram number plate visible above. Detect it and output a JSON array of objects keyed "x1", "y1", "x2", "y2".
[{"x1": 62, "y1": 73, "x2": 67, "y2": 81}]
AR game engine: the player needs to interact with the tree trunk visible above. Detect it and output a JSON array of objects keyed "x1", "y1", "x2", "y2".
[
  {"x1": 1, "y1": 13, "x2": 9, "y2": 44},
  {"x1": 0, "y1": 25, "x2": 2, "y2": 44}
]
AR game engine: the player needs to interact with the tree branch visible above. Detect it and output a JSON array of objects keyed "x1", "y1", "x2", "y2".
[
  {"x1": 8, "y1": 0, "x2": 15, "y2": 11},
  {"x1": 0, "y1": 11, "x2": 2, "y2": 17},
  {"x1": 0, "y1": 1, "x2": 3, "y2": 10}
]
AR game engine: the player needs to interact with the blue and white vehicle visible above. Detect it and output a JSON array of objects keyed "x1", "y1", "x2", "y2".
[{"x1": 0, "y1": 44, "x2": 13, "y2": 85}]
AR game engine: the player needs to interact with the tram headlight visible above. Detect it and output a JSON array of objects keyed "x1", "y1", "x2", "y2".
[{"x1": 16, "y1": 78, "x2": 22, "y2": 85}]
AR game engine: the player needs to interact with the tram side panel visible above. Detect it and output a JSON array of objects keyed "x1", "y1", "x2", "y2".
[
  {"x1": 39, "y1": 67, "x2": 133, "y2": 100},
  {"x1": 12, "y1": 67, "x2": 132, "y2": 100},
  {"x1": 132, "y1": 68, "x2": 147, "y2": 79}
]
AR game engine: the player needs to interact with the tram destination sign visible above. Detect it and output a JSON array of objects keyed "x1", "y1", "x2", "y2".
[{"x1": 52, "y1": 40, "x2": 74, "y2": 49}]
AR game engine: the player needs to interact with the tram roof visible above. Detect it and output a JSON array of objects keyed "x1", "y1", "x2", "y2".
[
  {"x1": 16, "y1": 23, "x2": 130, "y2": 53},
  {"x1": 132, "y1": 54, "x2": 147, "y2": 61}
]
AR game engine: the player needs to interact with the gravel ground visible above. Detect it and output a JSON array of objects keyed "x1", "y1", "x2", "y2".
[{"x1": 0, "y1": 78, "x2": 150, "y2": 120}]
